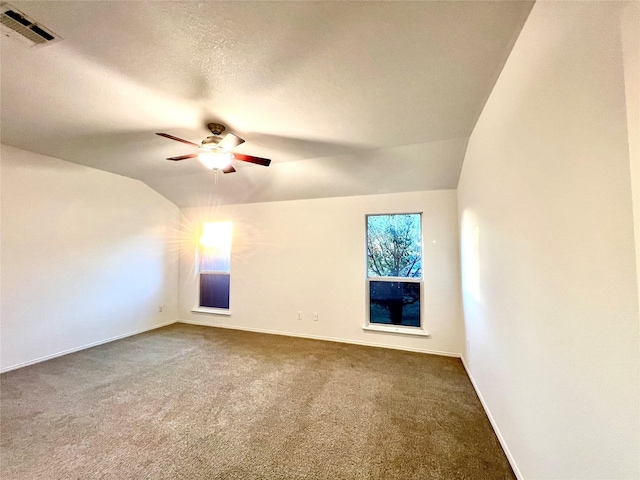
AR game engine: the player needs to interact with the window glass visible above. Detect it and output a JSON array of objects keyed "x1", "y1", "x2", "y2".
[
  {"x1": 367, "y1": 214, "x2": 422, "y2": 278},
  {"x1": 369, "y1": 281, "x2": 421, "y2": 327},
  {"x1": 200, "y1": 247, "x2": 230, "y2": 272},
  {"x1": 200, "y1": 274, "x2": 230, "y2": 309}
]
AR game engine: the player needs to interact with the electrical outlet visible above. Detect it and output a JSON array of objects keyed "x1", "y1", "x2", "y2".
[
  {"x1": 297, "y1": 311, "x2": 302, "y2": 320},
  {"x1": 313, "y1": 313, "x2": 318, "y2": 321}
]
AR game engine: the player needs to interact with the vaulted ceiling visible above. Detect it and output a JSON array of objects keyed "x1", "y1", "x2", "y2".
[{"x1": 1, "y1": 1, "x2": 533, "y2": 207}]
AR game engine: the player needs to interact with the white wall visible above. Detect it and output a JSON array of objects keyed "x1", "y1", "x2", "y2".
[
  {"x1": 0, "y1": 145, "x2": 181, "y2": 371},
  {"x1": 178, "y1": 190, "x2": 463, "y2": 355},
  {"x1": 622, "y1": 1, "x2": 640, "y2": 324},
  {"x1": 458, "y1": 2, "x2": 640, "y2": 479}
]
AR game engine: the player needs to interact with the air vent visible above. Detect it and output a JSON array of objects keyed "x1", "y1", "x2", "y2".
[{"x1": 1, "y1": 3, "x2": 60, "y2": 47}]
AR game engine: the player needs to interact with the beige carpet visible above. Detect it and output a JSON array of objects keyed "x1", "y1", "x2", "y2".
[{"x1": 1, "y1": 324, "x2": 514, "y2": 479}]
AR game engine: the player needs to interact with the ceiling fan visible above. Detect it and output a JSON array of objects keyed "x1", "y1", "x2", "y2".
[{"x1": 155, "y1": 123, "x2": 271, "y2": 174}]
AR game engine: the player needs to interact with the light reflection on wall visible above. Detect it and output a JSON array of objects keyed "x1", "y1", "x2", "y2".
[{"x1": 461, "y1": 209, "x2": 481, "y2": 303}]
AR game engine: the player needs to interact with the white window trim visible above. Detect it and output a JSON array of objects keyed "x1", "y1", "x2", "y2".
[
  {"x1": 191, "y1": 307, "x2": 232, "y2": 316},
  {"x1": 368, "y1": 276, "x2": 422, "y2": 283},
  {"x1": 362, "y1": 324, "x2": 430, "y2": 337}
]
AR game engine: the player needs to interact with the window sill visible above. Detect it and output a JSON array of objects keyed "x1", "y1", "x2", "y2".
[
  {"x1": 191, "y1": 307, "x2": 231, "y2": 316},
  {"x1": 362, "y1": 324, "x2": 430, "y2": 337}
]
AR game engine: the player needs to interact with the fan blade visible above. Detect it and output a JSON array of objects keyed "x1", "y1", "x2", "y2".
[
  {"x1": 218, "y1": 133, "x2": 245, "y2": 151},
  {"x1": 222, "y1": 165, "x2": 236, "y2": 174},
  {"x1": 166, "y1": 153, "x2": 198, "y2": 161},
  {"x1": 233, "y1": 153, "x2": 271, "y2": 167},
  {"x1": 156, "y1": 133, "x2": 199, "y2": 147}
]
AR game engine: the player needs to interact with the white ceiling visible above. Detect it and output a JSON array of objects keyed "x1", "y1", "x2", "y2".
[{"x1": 1, "y1": 1, "x2": 533, "y2": 207}]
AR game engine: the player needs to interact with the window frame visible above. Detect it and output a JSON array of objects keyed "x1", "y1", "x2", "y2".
[
  {"x1": 363, "y1": 212, "x2": 429, "y2": 337},
  {"x1": 191, "y1": 222, "x2": 232, "y2": 316}
]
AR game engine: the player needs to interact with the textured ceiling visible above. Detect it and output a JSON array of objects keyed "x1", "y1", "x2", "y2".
[{"x1": 1, "y1": 1, "x2": 533, "y2": 207}]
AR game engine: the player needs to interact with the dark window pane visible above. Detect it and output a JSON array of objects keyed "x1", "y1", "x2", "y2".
[
  {"x1": 369, "y1": 281, "x2": 420, "y2": 327},
  {"x1": 200, "y1": 274, "x2": 230, "y2": 309}
]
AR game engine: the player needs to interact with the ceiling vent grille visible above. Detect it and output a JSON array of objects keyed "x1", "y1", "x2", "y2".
[{"x1": 1, "y1": 3, "x2": 60, "y2": 47}]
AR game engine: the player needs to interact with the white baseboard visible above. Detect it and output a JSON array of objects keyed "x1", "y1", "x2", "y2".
[
  {"x1": 460, "y1": 356, "x2": 523, "y2": 480},
  {"x1": 0, "y1": 320, "x2": 178, "y2": 374},
  {"x1": 177, "y1": 318, "x2": 461, "y2": 357}
]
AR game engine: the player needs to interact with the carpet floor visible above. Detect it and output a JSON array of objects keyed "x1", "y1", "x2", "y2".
[{"x1": 1, "y1": 324, "x2": 514, "y2": 479}]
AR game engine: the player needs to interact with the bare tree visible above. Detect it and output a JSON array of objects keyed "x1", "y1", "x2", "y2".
[{"x1": 367, "y1": 214, "x2": 421, "y2": 277}]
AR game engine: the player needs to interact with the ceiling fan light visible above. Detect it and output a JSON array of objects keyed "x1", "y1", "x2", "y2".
[{"x1": 198, "y1": 151, "x2": 233, "y2": 170}]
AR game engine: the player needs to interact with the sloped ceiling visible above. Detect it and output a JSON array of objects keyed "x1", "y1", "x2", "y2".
[{"x1": 0, "y1": 1, "x2": 533, "y2": 207}]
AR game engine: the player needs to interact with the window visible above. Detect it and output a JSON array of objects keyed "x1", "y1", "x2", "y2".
[
  {"x1": 197, "y1": 222, "x2": 232, "y2": 311},
  {"x1": 365, "y1": 213, "x2": 425, "y2": 334}
]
